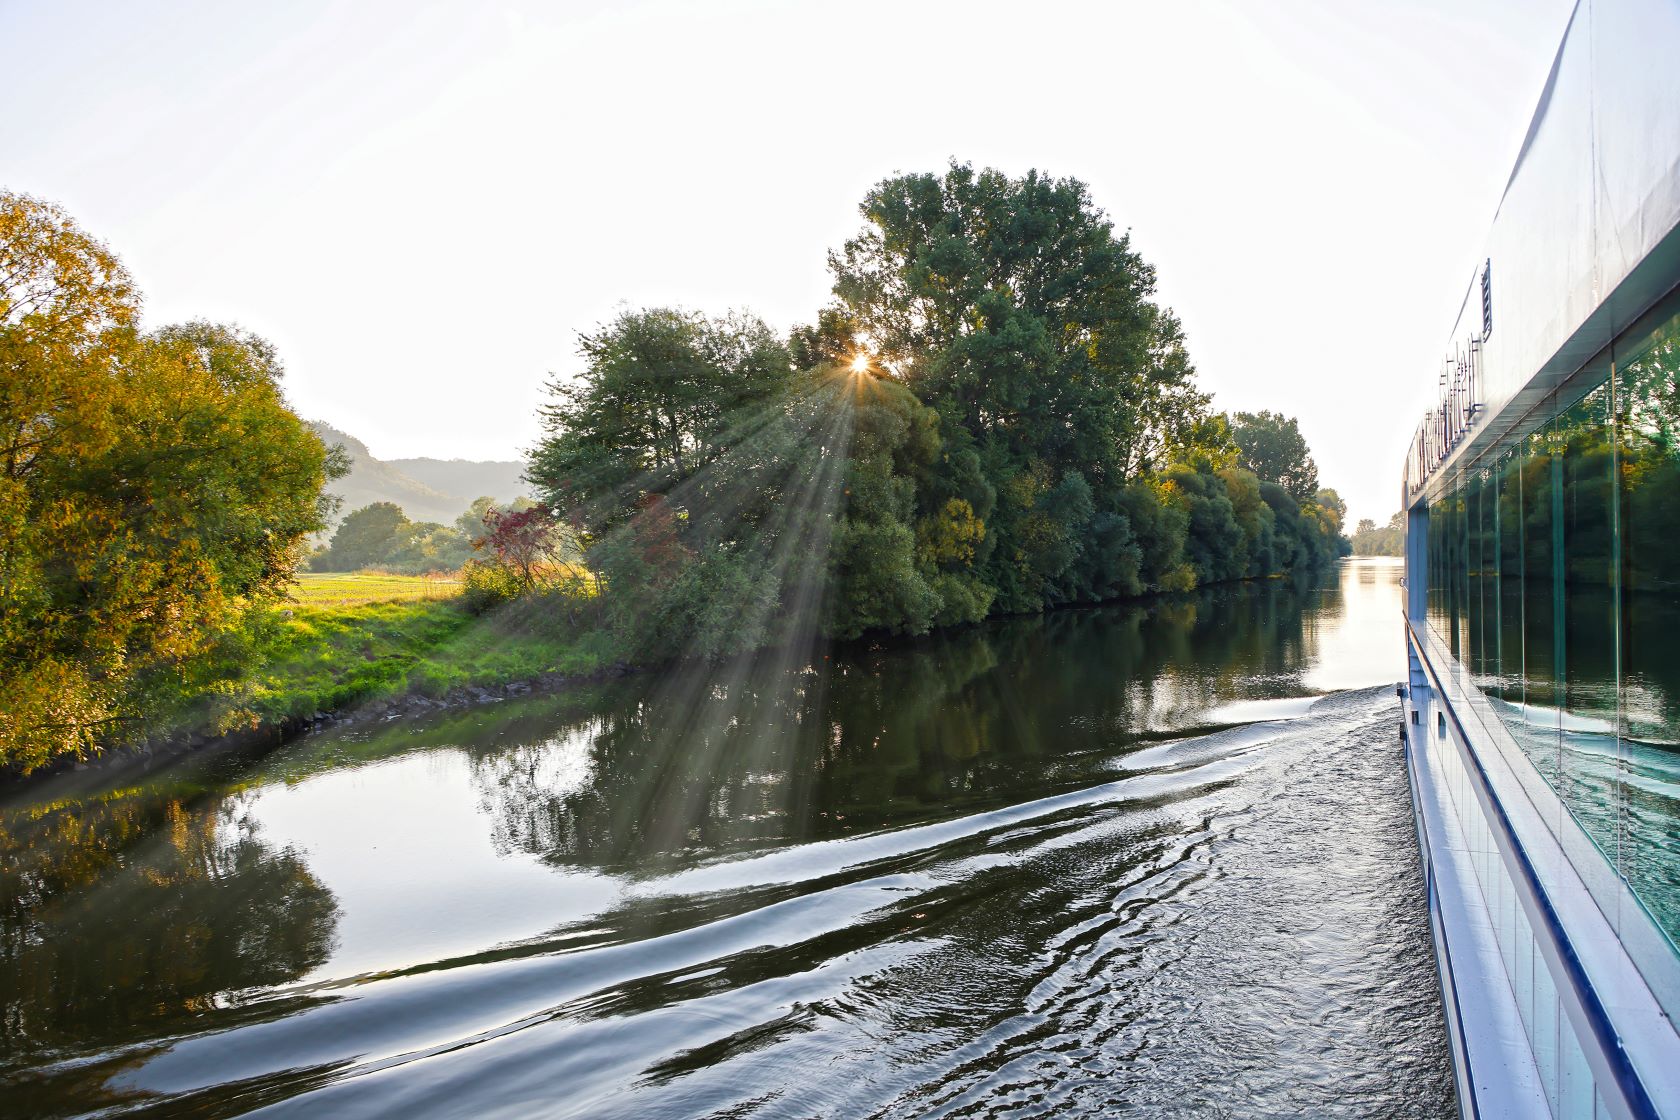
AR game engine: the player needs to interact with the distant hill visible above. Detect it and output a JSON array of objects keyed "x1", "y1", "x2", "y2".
[{"x1": 310, "y1": 422, "x2": 530, "y2": 527}]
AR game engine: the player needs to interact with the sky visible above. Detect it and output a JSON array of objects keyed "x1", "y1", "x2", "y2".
[{"x1": 1, "y1": 0, "x2": 1575, "y2": 525}]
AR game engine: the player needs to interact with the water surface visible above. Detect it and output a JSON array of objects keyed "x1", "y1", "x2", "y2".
[{"x1": 1, "y1": 558, "x2": 1452, "y2": 1117}]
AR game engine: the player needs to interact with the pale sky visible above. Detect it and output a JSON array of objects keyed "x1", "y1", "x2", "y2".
[{"x1": 2, "y1": 0, "x2": 1573, "y2": 525}]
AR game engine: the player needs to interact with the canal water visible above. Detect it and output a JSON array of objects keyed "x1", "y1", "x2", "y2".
[{"x1": 1, "y1": 558, "x2": 1453, "y2": 1118}]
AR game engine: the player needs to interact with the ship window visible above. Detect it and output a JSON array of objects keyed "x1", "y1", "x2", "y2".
[
  {"x1": 1612, "y1": 295, "x2": 1680, "y2": 947},
  {"x1": 1481, "y1": 259, "x2": 1494, "y2": 339}
]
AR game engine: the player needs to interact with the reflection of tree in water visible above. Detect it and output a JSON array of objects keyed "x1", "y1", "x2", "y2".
[
  {"x1": 0, "y1": 792, "x2": 339, "y2": 1060},
  {"x1": 467, "y1": 572, "x2": 1327, "y2": 872}
]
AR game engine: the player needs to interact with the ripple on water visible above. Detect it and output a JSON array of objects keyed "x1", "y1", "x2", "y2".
[
  {"x1": 2, "y1": 561, "x2": 1452, "y2": 1117},
  {"x1": 67, "y1": 689, "x2": 1446, "y2": 1120}
]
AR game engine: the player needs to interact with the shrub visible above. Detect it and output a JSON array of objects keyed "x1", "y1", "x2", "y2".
[{"x1": 461, "y1": 559, "x2": 522, "y2": 614}]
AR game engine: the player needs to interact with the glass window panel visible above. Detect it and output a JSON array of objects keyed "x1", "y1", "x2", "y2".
[
  {"x1": 1515, "y1": 420, "x2": 1563, "y2": 784},
  {"x1": 1560, "y1": 1011, "x2": 1594, "y2": 1118},
  {"x1": 1532, "y1": 949, "x2": 1561, "y2": 1117},
  {"x1": 1465, "y1": 474, "x2": 1480, "y2": 674},
  {"x1": 1614, "y1": 299, "x2": 1680, "y2": 950},
  {"x1": 1451, "y1": 483, "x2": 1464, "y2": 664},
  {"x1": 1497, "y1": 446, "x2": 1526, "y2": 713},
  {"x1": 1454, "y1": 482, "x2": 1471, "y2": 668},
  {"x1": 1556, "y1": 378, "x2": 1621, "y2": 864},
  {"x1": 1428, "y1": 499, "x2": 1446, "y2": 641},
  {"x1": 1467, "y1": 469, "x2": 1492, "y2": 691}
]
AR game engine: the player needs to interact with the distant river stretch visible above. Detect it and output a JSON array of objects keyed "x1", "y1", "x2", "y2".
[{"x1": 1, "y1": 558, "x2": 1453, "y2": 1118}]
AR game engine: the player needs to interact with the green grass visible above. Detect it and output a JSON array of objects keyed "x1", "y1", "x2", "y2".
[
  {"x1": 287, "y1": 570, "x2": 462, "y2": 607},
  {"x1": 181, "y1": 597, "x2": 613, "y2": 736}
]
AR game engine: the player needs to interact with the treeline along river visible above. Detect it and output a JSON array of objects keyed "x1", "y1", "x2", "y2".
[{"x1": 1, "y1": 559, "x2": 1453, "y2": 1118}]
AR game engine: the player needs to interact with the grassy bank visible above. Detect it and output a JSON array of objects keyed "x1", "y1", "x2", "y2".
[{"x1": 170, "y1": 592, "x2": 614, "y2": 740}]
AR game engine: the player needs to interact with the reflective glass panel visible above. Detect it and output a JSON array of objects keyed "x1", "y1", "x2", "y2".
[
  {"x1": 1496, "y1": 446, "x2": 1526, "y2": 712},
  {"x1": 1614, "y1": 300, "x2": 1680, "y2": 946},
  {"x1": 1517, "y1": 419, "x2": 1563, "y2": 784},
  {"x1": 1554, "y1": 379, "x2": 1620, "y2": 862}
]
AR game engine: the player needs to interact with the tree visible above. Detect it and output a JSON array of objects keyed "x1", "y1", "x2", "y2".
[
  {"x1": 478, "y1": 504, "x2": 570, "y2": 590},
  {"x1": 314, "y1": 502, "x2": 410, "y2": 571},
  {"x1": 827, "y1": 162, "x2": 1209, "y2": 612},
  {"x1": 455, "y1": 495, "x2": 500, "y2": 540},
  {"x1": 1174, "y1": 413, "x2": 1241, "y2": 474},
  {"x1": 1314, "y1": 488, "x2": 1348, "y2": 540},
  {"x1": 827, "y1": 373, "x2": 948, "y2": 637},
  {"x1": 829, "y1": 161, "x2": 1206, "y2": 486},
  {"x1": 387, "y1": 522, "x2": 473, "y2": 573},
  {"x1": 1351, "y1": 511, "x2": 1406, "y2": 557},
  {"x1": 528, "y1": 307, "x2": 793, "y2": 532},
  {"x1": 1, "y1": 191, "x2": 336, "y2": 770},
  {"x1": 1230, "y1": 411, "x2": 1319, "y2": 501}
]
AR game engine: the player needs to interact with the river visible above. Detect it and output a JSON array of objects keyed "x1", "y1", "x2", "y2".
[{"x1": 1, "y1": 557, "x2": 1453, "y2": 1118}]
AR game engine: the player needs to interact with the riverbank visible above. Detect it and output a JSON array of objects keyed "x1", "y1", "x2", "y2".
[
  {"x1": 12, "y1": 561, "x2": 1352, "y2": 786},
  {"x1": 0, "y1": 560, "x2": 1445, "y2": 1119},
  {"x1": 6, "y1": 596, "x2": 619, "y2": 785}
]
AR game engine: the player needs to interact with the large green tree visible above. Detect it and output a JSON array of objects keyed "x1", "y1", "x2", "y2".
[
  {"x1": 828, "y1": 162, "x2": 1208, "y2": 612},
  {"x1": 314, "y1": 501, "x2": 411, "y2": 571},
  {"x1": 1230, "y1": 410, "x2": 1319, "y2": 501},
  {"x1": 528, "y1": 307, "x2": 793, "y2": 533},
  {"x1": 0, "y1": 191, "x2": 337, "y2": 769},
  {"x1": 829, "y1": 162, "x2": 1205, "y2": 487}
]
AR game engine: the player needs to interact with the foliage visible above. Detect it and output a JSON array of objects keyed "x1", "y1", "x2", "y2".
[
  {"x1": 576, "y1": 365, "x2": 851, "y2": 660},
  {"x1": 477, "y1": 504, "x2": 572, "y2": 589},
  {"x1": 519, "y1": 165, "x2": 1350, "y2": 658},
  {"x1": 529, "y1": 307, "x2": 793, "y2": 534},
  {"x1": 830, "y1": 161, "x2": 1205, "y2": 483},
  {"x1": 827, "y1": 374, "x2": 947, "y2": 638},
  {"x1": 461, "y1": 558, "x2": 524, "y2": 613},
  {"x1": 1352, "y1": 512, "x2": 1406, "y2": 557},
  {"x1": 0, "y1": 191, "x2": 336, "y2": 771},
  {"x1": 1230, "y1": 410, "x2": 1319, "y2": 501},
  {"x1": 314, "y1": 501, "x2": 410, "y2": 570},
  {"x1": 387, "y1": 521, "x2": 473, "y2": 572},
  {"x1": 455, "y1": 495, "x2": 501, "y2": 540},
  {"x1": 309, "y1": 496, "x2": 503, "y2": 574},
  {"x1": 826, "y1": 162, "x2": 1212, "y2": 615}
]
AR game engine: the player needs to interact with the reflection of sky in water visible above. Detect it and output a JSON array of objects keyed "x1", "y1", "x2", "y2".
[
  {"x1": 1202, "y1": 696, "x2": 1322, "y2": 724},
  {"x1": 1302, "y1": 558, "x2": 1404, "y2": 693},
  {"x1": 252, "y1": 734, "x2": 619, "y2": 981}
]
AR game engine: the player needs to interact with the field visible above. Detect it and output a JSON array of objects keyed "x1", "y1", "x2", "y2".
[{"x1": 288, "y1": 571, "x2": 462, "y2": 607}]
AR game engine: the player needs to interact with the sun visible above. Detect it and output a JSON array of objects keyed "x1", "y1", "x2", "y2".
[{"x1": 849, "y1": 351, "x2": 870, "y2": 375}]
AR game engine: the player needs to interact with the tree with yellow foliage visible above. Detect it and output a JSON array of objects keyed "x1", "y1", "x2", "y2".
[{"x1": 1, "y1": 191, "x2": 338, "y2": 772}]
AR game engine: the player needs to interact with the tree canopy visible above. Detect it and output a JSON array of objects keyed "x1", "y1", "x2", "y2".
[
  {"x1": 830, "y1": 162, "x2": 1204, "y2": 488},
  {"x1": 1230, "y1": 410, "x2": 1319, "y2": 501},
  {"x1": 524, "y1": 166, "x2": 1348, "y2": 658},
  {"x1": 1352, "y1": 511, "x2": 1405, "y2": 556},
  {"x1": 1, "y1": 191, "x2": 337, "y2": 769},
  {"x1": 528, "y1": 307, "x2": 794, "y2": 534},
  {"x1": 4, "y1": 169, "x2": 1353, "y2": 768}
]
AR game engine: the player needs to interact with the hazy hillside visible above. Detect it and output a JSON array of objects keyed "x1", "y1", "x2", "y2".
[
  {"x1": 388, "y1": 457, "x2": 529, "y2": 507},
  {"x1": 310, "y1": 422, "x2": 530, "y2": 526}
]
